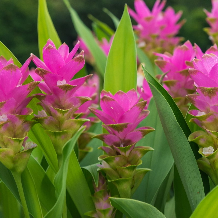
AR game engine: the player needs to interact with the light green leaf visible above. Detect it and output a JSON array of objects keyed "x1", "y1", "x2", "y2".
[
  {"x1": 133, "y1": 99, "x2": 174, "y2": 205},
  {"x1": 103, "y1": 8, "x2": 120, "y2": 28},
  {"x1": 0, "y1": 41, "x2": 21, "y2": 67},
  {"x1": 190, "y1": 185, "x2": 218, "y2": 217},
  {"x1": 104, "y1": 5, "x2": 137, "y2": 93},
  {"x1": 143, "y1": 68, "x2": 205, "y2": 211},
  {"x1": 29, "y1": 124, "x2": 59, "y2": 173},
  {"x1": 110, "y1": 197, "x2": 166, "y2": 218},
  {"x1": 63, "y1": 0, "x2": 107, "y2": 76},
  {"x1": 38, "y1": 0, "x2": 62, "y2": 59}
]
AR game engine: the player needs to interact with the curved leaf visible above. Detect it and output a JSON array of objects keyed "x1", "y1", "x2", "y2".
[
  {"x1": 63, "y1": 0, "x2": 107, "y2": 76},
  {"x1": 190, "y1": 185, "x2": 218, "y2": 217},
  {"x1": 104, "y1": 5, "x2": 137, "y2": 93},
  {"x1": 143, "y1": 68, "x2": 205, "y2": 211},
  {"x1": 103, "y1": 8, "x2": 120, "y2": 28},
  {"x1": 38, "y1": 0, "x2": 62, "y2": 59},
  {"x1": 110, "y1": 197, "x2": 166, "y2": 218}
]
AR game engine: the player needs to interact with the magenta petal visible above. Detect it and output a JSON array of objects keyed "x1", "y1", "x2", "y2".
[
  {"x1": 58, "y1": 43, "x2": 69, "y2": 61},
  {"x1": 118, "y1": 101, "x2": 147, "y2": 123},
  {"x1": 134, "y1": 0, "x2": 151, "y2": 18},
  {"x1": 114, "y1": 91, "x2": 130, "y2": 111},
  {"x1": 209, "y1": 63, "x2": 218, "y2": 83},
  {"x1": 43, "y1": 45, "x2": 65, "y2": 74},
  {"x1": 96, "y1": 134, "x2": 120, "y2": 146},
  {"x1": 19, "y1": 56, "x2": 32, "y2": 84},
  {"x1": 125, "y1": 131, "x2": 143, "y2": 145},
  {"x1": 187, "y1": 94, "x2": 210, "y2": 112},
  {"x1": 69, "y1": 75, "x2": 91, "y2": 92},
  {"x1": 31, "y1": 54, "x2": 50, "y2": 71},
  {"x1": 59, "y1": 53, "x2": 85, "y2": 81},
  {"x1": 65, "y1": 41, "x2": 80, "y2": 63},
  {"x1": 89, "y1": 108, "x2": 114, "y2": 124},
  {"x1": 100, "y1": 96, "x2": 125, "y2": 122},
  {"x1": 42, "y1": 39, "x2": 56, "y2": 54},
  {"x1": 38, "y1": 82, "x2": 52, "y2": 94},
  {"x1": 189, "y1": 69, "x2": 217, "y2": 87},
  {"x1": 126, "y1": 89, "x2": 139, "y2": 108}
]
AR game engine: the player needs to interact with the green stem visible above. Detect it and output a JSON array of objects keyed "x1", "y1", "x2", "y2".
[{"x1": 12, "y1": 172, "x2": 30, "y2": 218}]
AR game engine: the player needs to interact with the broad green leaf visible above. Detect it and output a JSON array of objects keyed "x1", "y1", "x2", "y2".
[
  {"x1": 104, "y1": 5, "x2": 137, "y2": 93},
  {"x1": 164, "y1": 196, "x2": 176, "y2": 218},
  {"x1": 0, "y1": 183, "x2": 20, "y2": 218},
  {"x1": 110, "y1": 197, "x2": 166, "y2": 218},
  {"x1": 190, "y1": 185, "x2": 218, "y2": 218},
  {"x1": 143, "y1": 68, "x2": 205, "y2": 211},
  {"x1": 29, "y1": 124, "x2": 58, "y2": 173},
  {"x1": 22, "y1": 168, "x2": 43, "y2": 218},
  {"x1": 0, "y1": 41, "x2": 21, "y2": 67},
  {"x1": 133, "y1": 99, "x2": 174, "y2": 204},
  {"x1": 28, "y1": 156, "x2": 56, "y2": 215},
  {"x1": 63, "y1": 0, "x2": 107, "y2": 76},
  {"x1": 45, "y1": 126, "x2": 94, "y2": 217},
  {"x1": 38, "y1": 0, "x2": 62, "y2": 59},
  {"x1": 103, "y1": 8, "x2": 120, "y2": 28}
]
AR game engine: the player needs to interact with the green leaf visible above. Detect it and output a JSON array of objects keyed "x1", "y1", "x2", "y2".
[
  {"x1": 80, "y1": 122, "x2": 103, "y2": 167},
  {"x1": 89, "y1": 14, "x2": 114, "y2": 40},
  {"x1": 38, "y1": 0, "x2": 62, "y2": 59},
  {"x1": 21, "y1": 168, "x2": 43, "y2": 218},
  {"x1": 104, "y1": 5, "x2": 137, "y2": 93},
  {"x1": 137, "y1": 48, "x2": 154, "y2": 75},
  {"x1": 27, "y1": 156, "x2": 56, "y2": 215},
  {"x1": 29, "y1": 124, "x2": 59, "y2": 173},
  {"x1": 133, "y1": 99, "x2": 174, "y2": 205},
  {"x1": 82, "y1": 163, "x2": 99, "y2": 186},
  {"x1": 143, "y1": 68, "x2": 205, "y2": 211},
  {"x1": 110, "y1": 197, "x2": 166, "y2": 218},
  {"x1": 103, "y1": 8, "x2": 120, "y2": 28},
  {"x1": 174, "y1": 166, "x2": 192, "y2": 218},
  {"x1": 0, "y1": 41, "x2": 21, "y2": 67},
  {"x1": 0, "y1": 183, "x2": 20, "y2": 218},
  {"x1": 63, "y1": 0, "x2": 107, "y2": 76},
  {"x1": 45, "y1": 127, "x2": 94, "y2": 217},
  {"x1": 190, "y1": 185, "x2": 218, "y2": 217}
]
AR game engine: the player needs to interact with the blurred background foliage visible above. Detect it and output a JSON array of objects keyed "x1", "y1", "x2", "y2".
[{"x1": 0, "y1": 0, "x2": 212, "y2": 64}]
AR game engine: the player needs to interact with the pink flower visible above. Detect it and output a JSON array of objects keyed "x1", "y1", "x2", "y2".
[
  {"x1": 129, "y1": 0, "x2": 184, "y2": 56},
  {"x1": 31, "y1": 39, "x2": 91, "y2": 112},
  {"x1": 155, "y1": 41, "x2": 196, "y2": 114},
  {"x1": 0, "y1": 56, "x2": 37, "y2": 117},
  {"x1": 90, "y1": 89, "x2": 154, "y2": 148},
  {"x1": 187, "y1": 44, "x2": 218, "y2": 131},
  {"x1": 0, "y1": 56, "x2": 37, "y2": 173},
  {"x1": 204, "y1": 0, "x2": 218, "y2": 43}
]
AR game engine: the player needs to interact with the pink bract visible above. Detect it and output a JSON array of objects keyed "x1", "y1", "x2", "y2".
[
  {"x1": 90, "y1": 89, "x2": 154, "y2": 147},
  {"x1": 188, "y1": 44, "x2": 218, "y2": 131},
  {"x1": 129, "y1": 0, "x2": 184, "y2": 56}
]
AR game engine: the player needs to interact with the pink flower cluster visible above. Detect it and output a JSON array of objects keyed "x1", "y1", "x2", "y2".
[{"x1": 129, "y1": 0, "x2": 184, "y2": 56}]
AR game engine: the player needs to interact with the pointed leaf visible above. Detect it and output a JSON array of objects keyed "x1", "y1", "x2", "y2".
[
  {"x1": 110, "y1": 197, "x2": 166, "y2": 218},
  {"x1": 104, "y1": 5, "x2": 137, "y2": 94},
  {"x1": 143, "y1": 68, "x2": 205, "y2": 211}
]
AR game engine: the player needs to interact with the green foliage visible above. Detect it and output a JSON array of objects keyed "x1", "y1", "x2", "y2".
[{"x1": 104, "y1": 5, "x2": 137, "y2": 93}]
